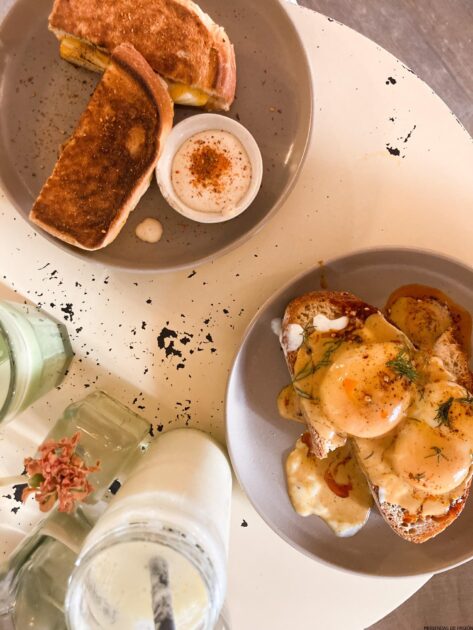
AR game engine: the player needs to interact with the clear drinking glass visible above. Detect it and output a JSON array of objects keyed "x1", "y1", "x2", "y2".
[
  {"x1": 65, "y1": 429, "x2": 233, "y2": 630},
  {"x1": 44, "y1": 390, "x2": 152, "y2": 502},
  {"x1": 0, "y1": 391, "x2": 151, "y2": 629},
  {"x1": 0, "y1": 301, "x2": 73, "y2": 423},
  {"x1": 0, "y1": 511, "x2": 92, "y2": 630}
]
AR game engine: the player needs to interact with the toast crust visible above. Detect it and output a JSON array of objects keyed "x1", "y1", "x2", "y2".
[
  {"x1": 30, "y1": 43, "x2": 174, "y2": 250},
  {"x1": 49, "y1": 0, "x2": 236, "y2": 110},
  {"x1": 352, "y1": 459, "x2": 470, "y2": 543}
]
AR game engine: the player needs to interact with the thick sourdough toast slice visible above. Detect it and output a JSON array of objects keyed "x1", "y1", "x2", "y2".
[
  {"x1": 280, "y1": 291, "x2": 377, "y2": 458},
  {"x1": 358, "y1": 472, "x2": 470, "y2": 543},
  {"x1": 361, "y1": 292, "x2": 473, "y2": 543}
]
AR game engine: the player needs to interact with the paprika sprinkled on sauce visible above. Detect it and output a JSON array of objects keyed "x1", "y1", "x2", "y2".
[{"x1": 171, "y1": 130, "x2": 252, "y2": 214}]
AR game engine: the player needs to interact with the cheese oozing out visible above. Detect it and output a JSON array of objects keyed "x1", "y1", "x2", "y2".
[
  {"x1": 286, "y1": 437, "x2": 372, "y2": 537},
  {"x1": 59, "y1": 36, "x2": 210, "y2": 106}
]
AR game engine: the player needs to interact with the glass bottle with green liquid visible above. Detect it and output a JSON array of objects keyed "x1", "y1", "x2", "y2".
[{"x1": 0, "y1": 300, "x2": 73, "y2": 423}]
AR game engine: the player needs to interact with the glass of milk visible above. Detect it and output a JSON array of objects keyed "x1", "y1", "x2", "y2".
[
  {"x1": 0, "y1": 301, "x2": 73, "y2": 423},
  {"x1": 65, "y1": 429, "x2": 232, "y2": 630}
]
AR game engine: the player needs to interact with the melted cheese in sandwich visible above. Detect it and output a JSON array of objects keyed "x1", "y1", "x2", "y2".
[
  {"x1": 286, "y1": 436, "x2": 372, "y2": 537},
  {"x1": 60, "y1": 36, "x2": 210, "y2": 106}
]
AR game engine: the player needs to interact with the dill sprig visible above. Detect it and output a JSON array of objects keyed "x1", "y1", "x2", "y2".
[
  {"x1": 409, "y1": 472, "x2": 425, "y2": 481},
  {"x1": 435, "y1": 395, "x2": 473, "y2": 428},
  {"x1": 293, "y1": 386, "x2": 315, "y2": 400},
  {"x1": 292, "y1": 337, "x2": 344, "y2": 399},
  {"x1": 457, "y1": 395, "x2": 473, "y2": 405},
  {"x1": 434, "y1": 397, "x2": 454, "y2": 428},
  {"x1": 425, "y1": 446, "x2": 448, "y2": 464},
  {"x1": 386, "y1": 348, "x2": 418, "y2": 382},
  {"x1": 293, "y1": 361, "x2": 315, "y2": 383},
  {"x1": 313, "y1": 337, "x2": 344, "y2": 371}
]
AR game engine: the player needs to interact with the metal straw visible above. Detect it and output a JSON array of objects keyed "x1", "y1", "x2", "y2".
[{"x1": 149, "y1": 557, "x2": 175, "y2": 630}]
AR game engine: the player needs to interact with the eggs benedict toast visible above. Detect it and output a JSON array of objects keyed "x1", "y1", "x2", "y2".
[
  {"x1": 278, "y1": 288, "x2": 473, "y2": 542},
  {"x1": 30, "y1": 43, "x2": 174, "y2": 250},
  {"x1": 48, "y1": 0, "x2": 236, "y2": 111}
]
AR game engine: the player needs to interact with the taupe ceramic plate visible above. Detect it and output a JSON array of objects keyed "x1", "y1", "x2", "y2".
[
  {"x1": 0, "y1": 0, "x2": 312, "y2": 271},
  {"x1": 226, "y1": 248, "x2": 473, "y2": 576}
]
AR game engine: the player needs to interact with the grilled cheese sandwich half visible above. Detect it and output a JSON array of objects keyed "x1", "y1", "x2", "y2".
[
  {"x1": 59, "y1": 36, "x2": 211, "y2": 107},
  {"x1": 30, "y1": 43, "x2": 174, "y2": 250},
  {"x1": 49, "y1": 0, "x2": 236, "y2": 110}
]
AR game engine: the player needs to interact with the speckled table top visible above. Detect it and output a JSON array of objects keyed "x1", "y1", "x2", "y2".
[{"x1": 1, "y1": 3, "x2": 473, "y2": 629}]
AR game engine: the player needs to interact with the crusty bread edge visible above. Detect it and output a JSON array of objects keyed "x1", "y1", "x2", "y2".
[
  {"x1": 280, "y1": 291, "x2": 377, "y2": 458},
  {"x1": 352, "y1": 439, "x2": 471, "y2": 543}
]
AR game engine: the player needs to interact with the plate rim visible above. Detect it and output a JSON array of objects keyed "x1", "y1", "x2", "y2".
[
  {"x1": 225, "y1": 245, "x2": 473, "y2": 577},
  {"x1": 0, "y1": 0, "x2": 314, "y2": 273}
]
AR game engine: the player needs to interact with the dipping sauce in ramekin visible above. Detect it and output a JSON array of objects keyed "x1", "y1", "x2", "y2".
[
  {"x1": 156, "y1": 114, "x2": 263, "y2": 223},
  {"x1": 172, "y1": 130, "x2": 252, "y2": 215}
]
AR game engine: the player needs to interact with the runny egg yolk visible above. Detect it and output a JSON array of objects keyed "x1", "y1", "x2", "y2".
[
  {"x1": 390, "y1": 419, "x2": 471, "y2": 495},
  {"x1": 319, "y1": 342, "x2": 412, "y2": 438}
]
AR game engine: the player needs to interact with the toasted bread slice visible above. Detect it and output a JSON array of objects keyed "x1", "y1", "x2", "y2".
[
  {"x1": 358, "y1": 472, "x2": 469, "y2": 543},
  {"x1": 280, "y1": 289, "x2": 473, "y2": 543},
  {"x1": 30, "y1": 43, "x2": 173, "y2": 250},
  {"x1": 359, "y1": 290, "x2": 473, "y2": 543},
  {"x1": 48, "y1": 0, "x2": 236, "y2": 111},
  {"x1": 280, "y1": 291, "x2": 377, "y2": 458}
]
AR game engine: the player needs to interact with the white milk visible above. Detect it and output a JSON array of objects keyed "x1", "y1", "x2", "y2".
[{"x1": 66, "y1": 429, "x2": 232, "y2": 630}]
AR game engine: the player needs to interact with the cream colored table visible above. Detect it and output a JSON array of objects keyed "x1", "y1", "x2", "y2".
[{"x1": 1, "y1": 3, "x2": 473, "y2": 629}]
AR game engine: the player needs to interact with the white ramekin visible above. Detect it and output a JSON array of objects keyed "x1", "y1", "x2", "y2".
[{"x1": 156, "y1": 114, "x2": 263, "y2": 224}]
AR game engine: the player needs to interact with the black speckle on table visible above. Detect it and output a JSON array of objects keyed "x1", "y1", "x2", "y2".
[
  {"x1": 12, "y1": 483, "x2": 27, "y2": 503},
  {"x1": 403, "y1": 124, "x2": 417, "y2": 143},
  {"x1": 157, "y1": 327, "x2": 182, "y2": 358},
  {"x1": 60, "y1": 302, "x2": 75, "y2": 321},
  {"x1": 241, "y1": 519, "x2": 248, "y2": 528},
  {"x1": 386, "y1": 144, "x2": 401, "y2": 156},
  {"x1": 385, "y1": 76, "x2": 397, "y2": 85},
  {"x1": 109, "y1": 480, "x2": 121, "y2": 495}
]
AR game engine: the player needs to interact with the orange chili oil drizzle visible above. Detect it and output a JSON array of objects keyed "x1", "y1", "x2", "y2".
[
  {"x1": 385, "y1": 283, "x2": 472, "y2": 357},
  {"x1": 301, "y1": 432, "x2": 353, "y2": 499}
]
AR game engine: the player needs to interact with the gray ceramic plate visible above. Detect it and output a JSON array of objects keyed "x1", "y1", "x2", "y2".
[
  {"x1": 0, "y1": 0, "x2": 312, "y2": 271},
  {"x1": 226, "y1": 248, "x2": 473, "y2": 576}
]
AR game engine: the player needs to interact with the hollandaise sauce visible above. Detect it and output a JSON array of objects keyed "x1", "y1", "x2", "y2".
[{"x1": 286, "y1": 435, "x2": 372, "y2": 537}]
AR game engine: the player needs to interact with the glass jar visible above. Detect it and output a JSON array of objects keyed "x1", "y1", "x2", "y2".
[
  {"x1": 0, "y1": 391, "x2": 151, "y2": 629},
  {"x1": 65, "y1": 429, "x2": 233, "y2": 630},
  {"x1": 0, "y1": 301, "x2": 73, "y2": 424},
  {"x1": 0, "y1": 511, "x2": 92, "y2": 630},
  {"x1": 44, "y1": 390, "x2": 152, "y2": 503}
]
